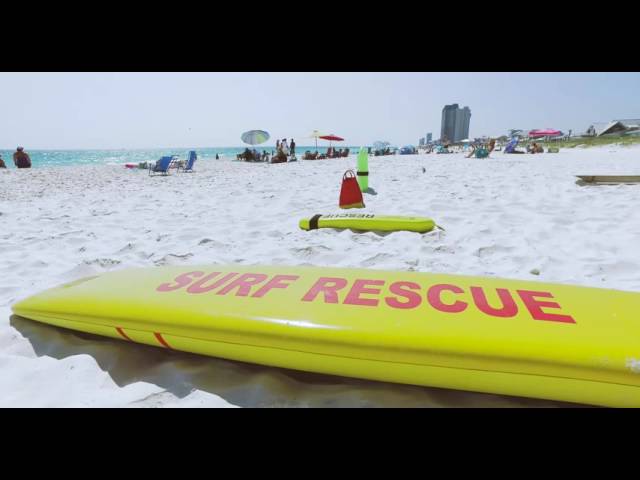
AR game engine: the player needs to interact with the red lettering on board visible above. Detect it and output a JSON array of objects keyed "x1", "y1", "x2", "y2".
[
  {"x1": 252, "y1": 275, "x2": 300, "y2": 298},
  {"x1": 385, "y1": 281, "x2": 422, "y2": 309},
  {"x1": 301, "y1": 277, "x2": 348, "y2": 303},
  {"x1": 470, "y1": 287, "x2": 518, "y2": 318},
  {"x1": 157, "y1": 271, "x2": 205, "y2": 292},
  {"x1": 216, "y1": 273, "x2": 269, "y2": 296},
  {"x1": 344, "y1": 279, "x2": 385, "y2": 307},
  {"x1": 427, "y1": 284, "x2": 468, "y2": 313},
  {"x1": 517, "y1": 290, "x2": 576, "y2": 324},
  {"x1": 187, "y1": 272, "x2": 237, "y2": 294}
]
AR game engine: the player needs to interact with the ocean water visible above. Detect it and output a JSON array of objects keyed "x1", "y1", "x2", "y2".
[{"x1": 0, "y1": 146, "x2": 364, "y2": 168}]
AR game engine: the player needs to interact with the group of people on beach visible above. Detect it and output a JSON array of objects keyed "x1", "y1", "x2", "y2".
[
  {"x1": 240, "y1": 148, "x2": 269, "y2": 162},
  {"x1": 272, "y1": 138, "x2": 296, "y2": 163},
  {"x1": 303, "y1": 147, "x2": 350, "y2": 160},
  {"x1": 0, "y1": 147, "x2": 31, "y2": 169},
  {"x1": 238, "y1": 138, "x2": 297, "y2": 163},
  {"x1": 505, "y1": 141, "x2": 545, "y2": 154}
]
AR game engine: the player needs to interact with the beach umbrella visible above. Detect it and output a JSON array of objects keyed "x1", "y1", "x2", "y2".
[
  {"x1": 373, "y1": 141, "x2": 391, "y2": 154},
  {"x1": 319, "y1": 134, "x2": 344, "y2": 148},
  {"x1": 241, "y1": 129, "x2": 270, "y2": 145},
  {"x1": 319, "y1": 134, "x2": 344, "y2": 154},
  {"x1": 528, "y1": 129, "x2": 562, "y2": 138},
  {"x1": 307, "y1": 130, "x2": 327, "y2": 149}
]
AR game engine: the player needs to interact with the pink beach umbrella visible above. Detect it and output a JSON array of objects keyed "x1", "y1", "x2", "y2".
[{"x1": 528, "y1": 129, "x2": 562, "y2": 138}]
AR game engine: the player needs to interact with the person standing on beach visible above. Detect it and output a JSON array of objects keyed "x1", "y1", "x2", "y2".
[
  {"x1": 290, "y1": 138, "x2": 296, "y2": 156},
  {"x1": 13, "y1": 147, "x2": 31, "y2": 168}
]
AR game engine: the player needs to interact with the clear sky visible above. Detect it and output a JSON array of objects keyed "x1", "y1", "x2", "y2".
[{"x1": 1, "y1": 72, "x2": 639, "y2": 149}]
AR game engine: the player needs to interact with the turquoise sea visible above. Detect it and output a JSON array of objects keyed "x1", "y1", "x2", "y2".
[{"x1": 0, "y1": 146, "x2": 364, "y2": 168}]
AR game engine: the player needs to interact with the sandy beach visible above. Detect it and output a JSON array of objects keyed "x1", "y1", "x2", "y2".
[{"x1": 2, "y1": 146, "x2": 640, "y2": 407}]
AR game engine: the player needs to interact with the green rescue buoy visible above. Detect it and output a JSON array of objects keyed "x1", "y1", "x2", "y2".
[{"x1": 357, "y1": 147, "x2": 369, "y2": 191}]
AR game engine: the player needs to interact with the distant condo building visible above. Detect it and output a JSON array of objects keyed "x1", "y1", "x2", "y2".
[
  {"x1": 441, "y1": 104, "x2": 471, "y2": 143},
  {"x1": 426, "y1": 132, "x2": 432, "y2": 143}
]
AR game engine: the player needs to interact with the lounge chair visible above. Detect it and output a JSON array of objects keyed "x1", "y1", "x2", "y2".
[
  {"x1": 504, "y1": 138, "x2": 525, "y2": 154},
  {"x1": 149, "y1": 156, "x2": 173, "y2": 176},
  {"x1": 178, "y1": 151, "x2": 197, "y2": 172}
]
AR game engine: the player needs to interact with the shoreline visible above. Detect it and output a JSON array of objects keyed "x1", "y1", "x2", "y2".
[{"x1": 2, "y1": 147, "x2": 640, "y2": 407}]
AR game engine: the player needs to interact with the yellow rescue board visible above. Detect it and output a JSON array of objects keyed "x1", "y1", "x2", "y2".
[
  {"x1": 576, "y1": 175, "x2": 640, "y2": 185},
  {"x1": 299, "y1": 214, "x2": 436, "y2": 233},
  {"x1": 12, "y1": 265, "x2": 640, "y2": 407}
]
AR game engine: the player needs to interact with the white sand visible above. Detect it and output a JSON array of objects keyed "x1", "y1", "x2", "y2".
[{"x1": 2, "y1": 146, "x2": 640, "y2": 407}]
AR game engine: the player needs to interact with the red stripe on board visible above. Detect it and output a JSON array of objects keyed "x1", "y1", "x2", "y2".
[
  {"x1": 116, "y1": 327, "x2": 133, "y2": 342},
  {"x1": 154, "y1": 332, "x2": 172, "y2": 350}
]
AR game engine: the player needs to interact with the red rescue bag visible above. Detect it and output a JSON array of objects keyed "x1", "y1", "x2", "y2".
[{"x1": 339, "y1": 170, "x2": 365, "y2": 209}]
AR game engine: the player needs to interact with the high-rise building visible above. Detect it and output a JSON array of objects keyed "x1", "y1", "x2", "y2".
[
  {"x1": 419, "y1": 137, "x2": 425, "y2": 146},
  {"x1": 440, "y1": 104, "x2": 471, "y2": 143},
  {"x1": 426, "y1": 132, "x2": 432, "y2": 143}
]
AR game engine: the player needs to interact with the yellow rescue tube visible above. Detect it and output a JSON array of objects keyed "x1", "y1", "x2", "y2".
[
  {"x1": 299, "y1": 214, "x2": 436, "y2": 233},
  {"x1": 11, "y1": 265, "x2": 640, "y2": 407}
]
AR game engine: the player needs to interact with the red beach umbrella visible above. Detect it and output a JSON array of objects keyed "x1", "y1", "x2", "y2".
[
  {"x1": 319, "y1": 134, "x2": 344, "y2": 142},
  {"x1": 319, "y1": 134, "x2": 344, "y2": 153}
]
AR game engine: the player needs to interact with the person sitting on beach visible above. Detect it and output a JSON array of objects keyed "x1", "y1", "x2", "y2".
[
  {"x1": 272, "y1": 150, "x2": 287, "y2": 163},
  {"x1": 526, "y1": 143, "x2": 542, "y2": 154},
  {"x1": 465, "y1": 143, "x2": 477, "y2": 158},
  {"x1": 0, "y1": 155, "x2": 6, "y2": 168},
  {"x1": 13, "y1": 147, "x2": 32, "y2": 168}
]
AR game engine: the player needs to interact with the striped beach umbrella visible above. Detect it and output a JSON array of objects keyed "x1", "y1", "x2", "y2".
[{"x1": 241, "y1": 130, "x2": 270, "y2": 145}]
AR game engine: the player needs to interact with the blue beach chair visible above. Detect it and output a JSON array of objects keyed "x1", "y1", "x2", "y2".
[
  {"x1": 504, "y1": 138, "x2": 518, "y2": 154},
  {"x1": 149, "y1": 156, "x2": 173, "y2": 176},
  {"x1": 178, "y1": 151, "x2": 197, "y2": 173}
]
